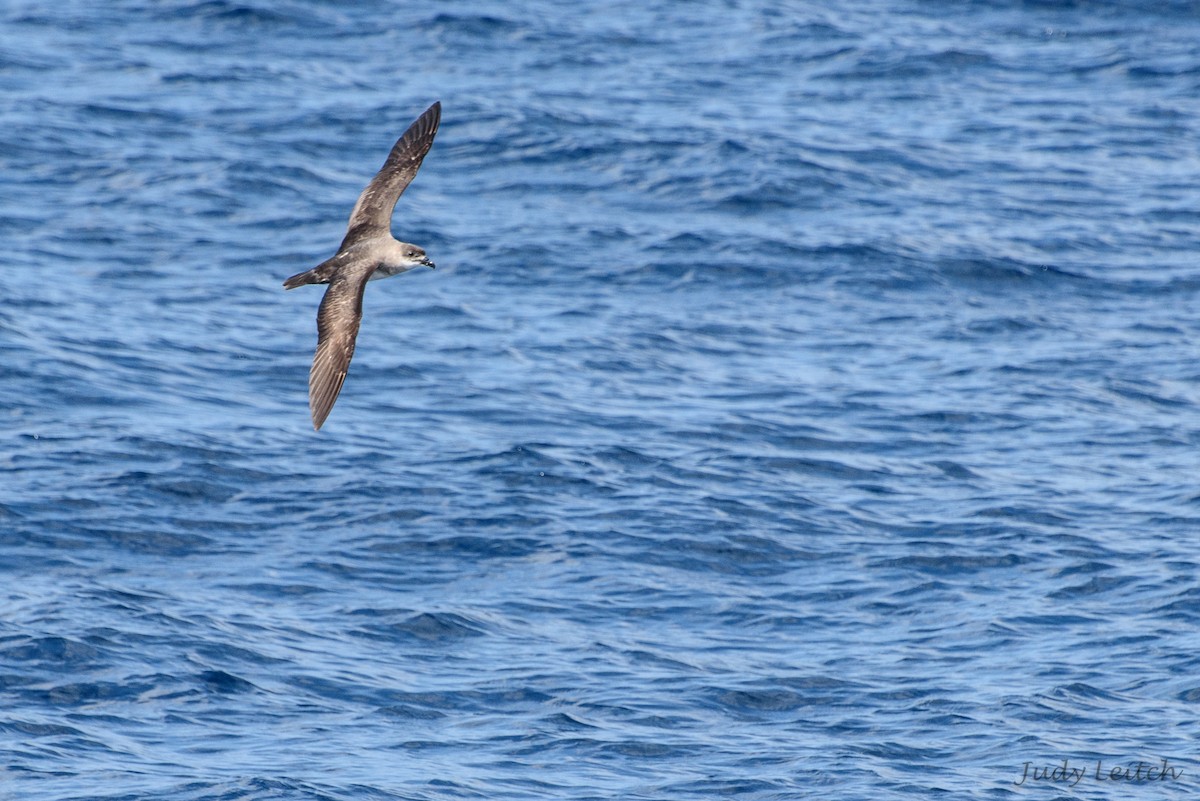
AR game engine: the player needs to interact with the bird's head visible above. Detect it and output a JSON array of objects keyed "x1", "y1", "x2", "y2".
[{"x1": 401, "y1": 244, "x2": 435, "y2": 270}]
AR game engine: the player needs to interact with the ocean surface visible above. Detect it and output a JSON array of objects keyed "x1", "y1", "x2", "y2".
[{"x1": 3, "y1": 1, "x2": 1200, "y2": 799}]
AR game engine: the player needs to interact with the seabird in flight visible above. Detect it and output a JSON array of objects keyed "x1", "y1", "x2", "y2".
[{"x1": 284, "y1": 101, "x2": 441, "y2": 430}]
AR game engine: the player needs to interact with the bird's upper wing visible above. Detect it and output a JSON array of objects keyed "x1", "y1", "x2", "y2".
[
  {"x1": 342, "y1": 101, "x2": 441, "y2": 246},
  {"x1": 309, "y1": 273, "x2": 369, "y2": 430}
]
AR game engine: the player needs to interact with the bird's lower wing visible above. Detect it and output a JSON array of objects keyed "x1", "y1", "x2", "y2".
[{"x1": 309, "y1": 276, "x2": 367, "y2": 430}]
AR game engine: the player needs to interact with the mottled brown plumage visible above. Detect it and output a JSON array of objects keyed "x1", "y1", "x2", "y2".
[{"x1": 284, "y1": 101, "x2": 441, "y2": 430}]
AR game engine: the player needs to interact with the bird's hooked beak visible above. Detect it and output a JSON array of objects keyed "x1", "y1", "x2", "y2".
[{"x1": 422, "y1": 257, "x2": 436, "y2": 269}]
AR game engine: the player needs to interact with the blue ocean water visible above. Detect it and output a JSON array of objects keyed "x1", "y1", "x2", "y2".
[{"x1": 3, "y1": 1, "x2": 1200, "y2": 798}]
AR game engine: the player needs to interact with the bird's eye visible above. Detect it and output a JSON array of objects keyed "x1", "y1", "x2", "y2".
[{"x1": 407, "y1": 250, "x2": 417, "y2": 257}]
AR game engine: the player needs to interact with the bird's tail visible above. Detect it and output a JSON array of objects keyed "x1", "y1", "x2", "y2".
[
  {"x1": 283, "y1": 269, "x2": 318, "y2": 290},
  {"x1": 283, "y1": 256, "x2": 339, "y2": 290}
]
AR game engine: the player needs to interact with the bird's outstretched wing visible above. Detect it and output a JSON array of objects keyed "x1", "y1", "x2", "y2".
[
  {"x1": 342, "y1": 101, "x2": 441, "y2": 246},
  {"x1": 309, "y1": 274, "x2": 369, "y2": 430}
]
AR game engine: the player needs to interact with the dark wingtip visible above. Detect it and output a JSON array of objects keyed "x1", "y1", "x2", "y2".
[
  {"x1": 423, "y1": 101, "x2": 442, "y2": 131},
  {"x1": 311, "y1": 400, "x2": 331, "y2": 431}
]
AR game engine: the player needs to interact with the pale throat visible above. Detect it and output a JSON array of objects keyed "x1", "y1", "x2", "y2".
[{"x1": 371, "y1": 237, "x2": 420, "y2": 280}]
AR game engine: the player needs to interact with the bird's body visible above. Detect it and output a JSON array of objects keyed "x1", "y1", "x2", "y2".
[{"x1": 284, "y1": 101, "x2": 441, "y2": 430}]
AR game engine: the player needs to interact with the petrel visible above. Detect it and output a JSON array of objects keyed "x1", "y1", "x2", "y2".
[{"x1": 284, "y1": 101, "x2": 441, "y2": 430}]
